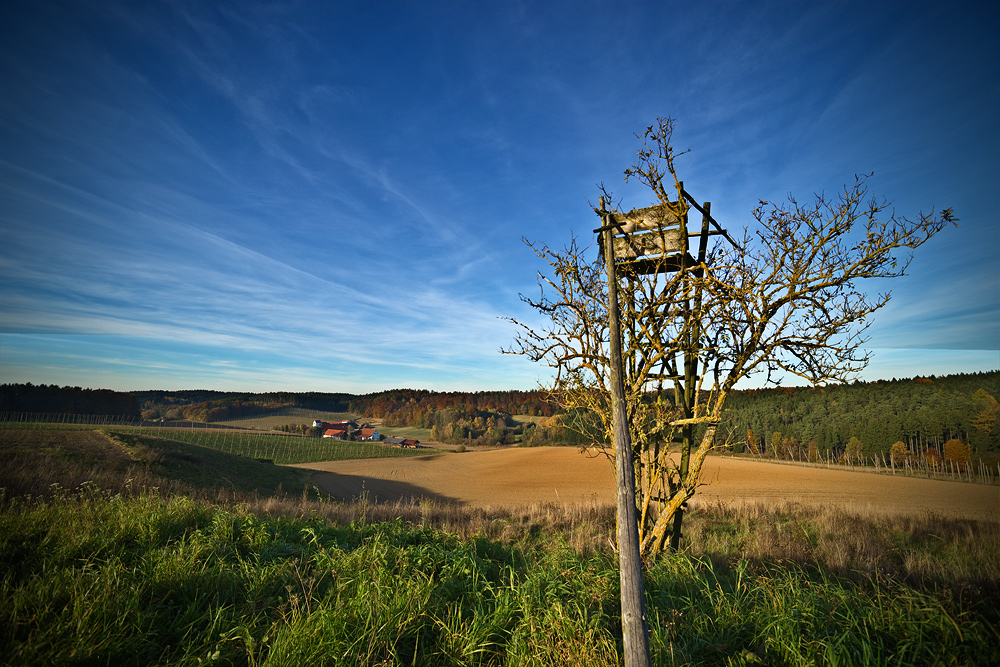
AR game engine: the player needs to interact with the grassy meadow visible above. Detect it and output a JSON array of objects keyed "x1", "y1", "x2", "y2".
[
  {"x1": 1, "y1": 421, "x2": 998, "y2": 666},
  {"x1": 377, "y1": 425, "x2": 436, "y2": 441}
]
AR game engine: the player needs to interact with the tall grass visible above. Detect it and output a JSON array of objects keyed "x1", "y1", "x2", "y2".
[{"x1": 2, "y1": 485, "x2": 997, "y2": 666}]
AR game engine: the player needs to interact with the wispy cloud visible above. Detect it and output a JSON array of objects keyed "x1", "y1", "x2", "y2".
[{"x1": 1, "y1": 149, "x2": 527, "y2": 385}]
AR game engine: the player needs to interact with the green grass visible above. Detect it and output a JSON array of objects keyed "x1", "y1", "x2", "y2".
[
  {"x1": 1, "y1": 486, "x2": 996, "y2": 666},
  {"x1": 116, "y1": 426, "x2": 430, "y2": 464},
  {"x1": 377, "y1": 425, "x2": 435, "y2": 441}
]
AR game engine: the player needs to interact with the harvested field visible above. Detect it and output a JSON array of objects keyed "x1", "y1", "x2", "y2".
[{"x1": 296, "y1": 447, "x2": 1000, "y2": 521}]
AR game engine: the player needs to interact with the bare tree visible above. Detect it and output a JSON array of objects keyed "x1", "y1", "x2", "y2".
[{"x1": 506, "y1": 118, "x2": 954, "y2": 558}]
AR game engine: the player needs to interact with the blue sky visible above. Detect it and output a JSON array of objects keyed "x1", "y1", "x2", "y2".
[{"x1": 1, "y1": 0, "x2": 997, "y2": 393}]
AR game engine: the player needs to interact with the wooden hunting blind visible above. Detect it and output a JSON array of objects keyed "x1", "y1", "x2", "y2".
[
  {"x1": 598, "y1": 202, "x2": 696, "y2": 275},
  {"x1": 595, "y1": 189, "x2": 739, "y2": 276},
  {"x1": 594, "y1": 187, "x2": 739, "y2": 667}
]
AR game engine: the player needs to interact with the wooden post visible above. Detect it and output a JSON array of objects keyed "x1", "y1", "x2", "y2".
[{"x1": 599, "y1": 197, "x2": 652, "y2": 667}]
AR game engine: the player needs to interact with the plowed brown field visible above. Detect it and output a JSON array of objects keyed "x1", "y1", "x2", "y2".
[{"x1": 294, "y1": 448, "x2": 999, "y2": 521}]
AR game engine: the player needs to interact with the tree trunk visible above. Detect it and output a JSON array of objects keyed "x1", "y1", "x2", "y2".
[
  {"x1": 668, "y1": 424, "x2": 691, "y2": 551},
  {"x1": 641, "y1": 424, "x2": 717, "y2": 556}
]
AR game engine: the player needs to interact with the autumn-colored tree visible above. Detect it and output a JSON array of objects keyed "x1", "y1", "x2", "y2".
[
  {"x1": 889, "y1": 441, "x2": 909, "y2": 465},
  {"x1": 782, "y1": 435, "x2": 800, "y2": 461},
  {"x1": 771, "y1": 431, "x2": 784, "y2": 459},
  {"x1": 925, "y1": 447, "x2": 942, "y2": 467},
  {"x1": 942, "y1": 438, "x2": 972, "y2": 469},
  {"x1": 505, "y1": 117, "x2": 954, "y2": 558}
]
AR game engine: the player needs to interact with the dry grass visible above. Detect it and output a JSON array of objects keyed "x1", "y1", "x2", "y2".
[{"x1": 683, "y1": 500, "x2": 1000, "y2": 601}]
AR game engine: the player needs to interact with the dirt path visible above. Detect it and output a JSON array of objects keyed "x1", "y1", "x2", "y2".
[{"x1": 293, "y1": 448, "x2": 1000, "y2": 521}]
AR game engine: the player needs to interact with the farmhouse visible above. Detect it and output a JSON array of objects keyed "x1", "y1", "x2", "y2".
[
  {"x1": 382, "y1": 437, "x2": 421, "y2": 448},
  {"x1": 317, "y1": 420, "x2": 380, "y2": 441}
]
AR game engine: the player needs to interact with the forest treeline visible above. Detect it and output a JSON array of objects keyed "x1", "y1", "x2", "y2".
[
  {"x1": 0, "y1": 384, "x2": 140, "y2": 418},
  {"x1": 2, "y1": 371, "x2": 997, "y2": 457},
  {"x1": 131, "y1": 390, "x2": 352, "y2": 422},
  {"x1": 347, "y1": 389, "x2": 556, "y2": 420},
  {"x1": 719, "y1": 371, "x2": 1000, "y2": 458},
  {"x1": 346, "y1": 373, "x2": 1000, "y2": 454}
]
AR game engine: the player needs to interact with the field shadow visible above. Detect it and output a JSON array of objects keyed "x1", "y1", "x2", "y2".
[{"x1": 307, "y1": 470, "x2": 462, "y2": 506}]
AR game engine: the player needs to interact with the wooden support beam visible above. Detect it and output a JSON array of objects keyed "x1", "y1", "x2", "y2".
[
  {"x1": 599, "y1": 197, "x2": 652, "y2": 667},
  {"x1": 682, "y1": 189, "x2": 743, "y2": 251}
]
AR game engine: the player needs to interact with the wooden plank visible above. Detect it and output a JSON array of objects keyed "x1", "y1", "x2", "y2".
[
  {"x1": 617, "y1": 252, "x2": 697, "y2": 276},
  {"x1": 611, "y1": 227, "x2": 684, "y2": 259},
  {"x1": 611, "y1": 203, "x2": 682, "y2": 234}
]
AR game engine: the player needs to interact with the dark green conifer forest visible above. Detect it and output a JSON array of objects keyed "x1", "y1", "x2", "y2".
[{"x1": 719, "y1": 371, "x2": 1000, "y2": 457}]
